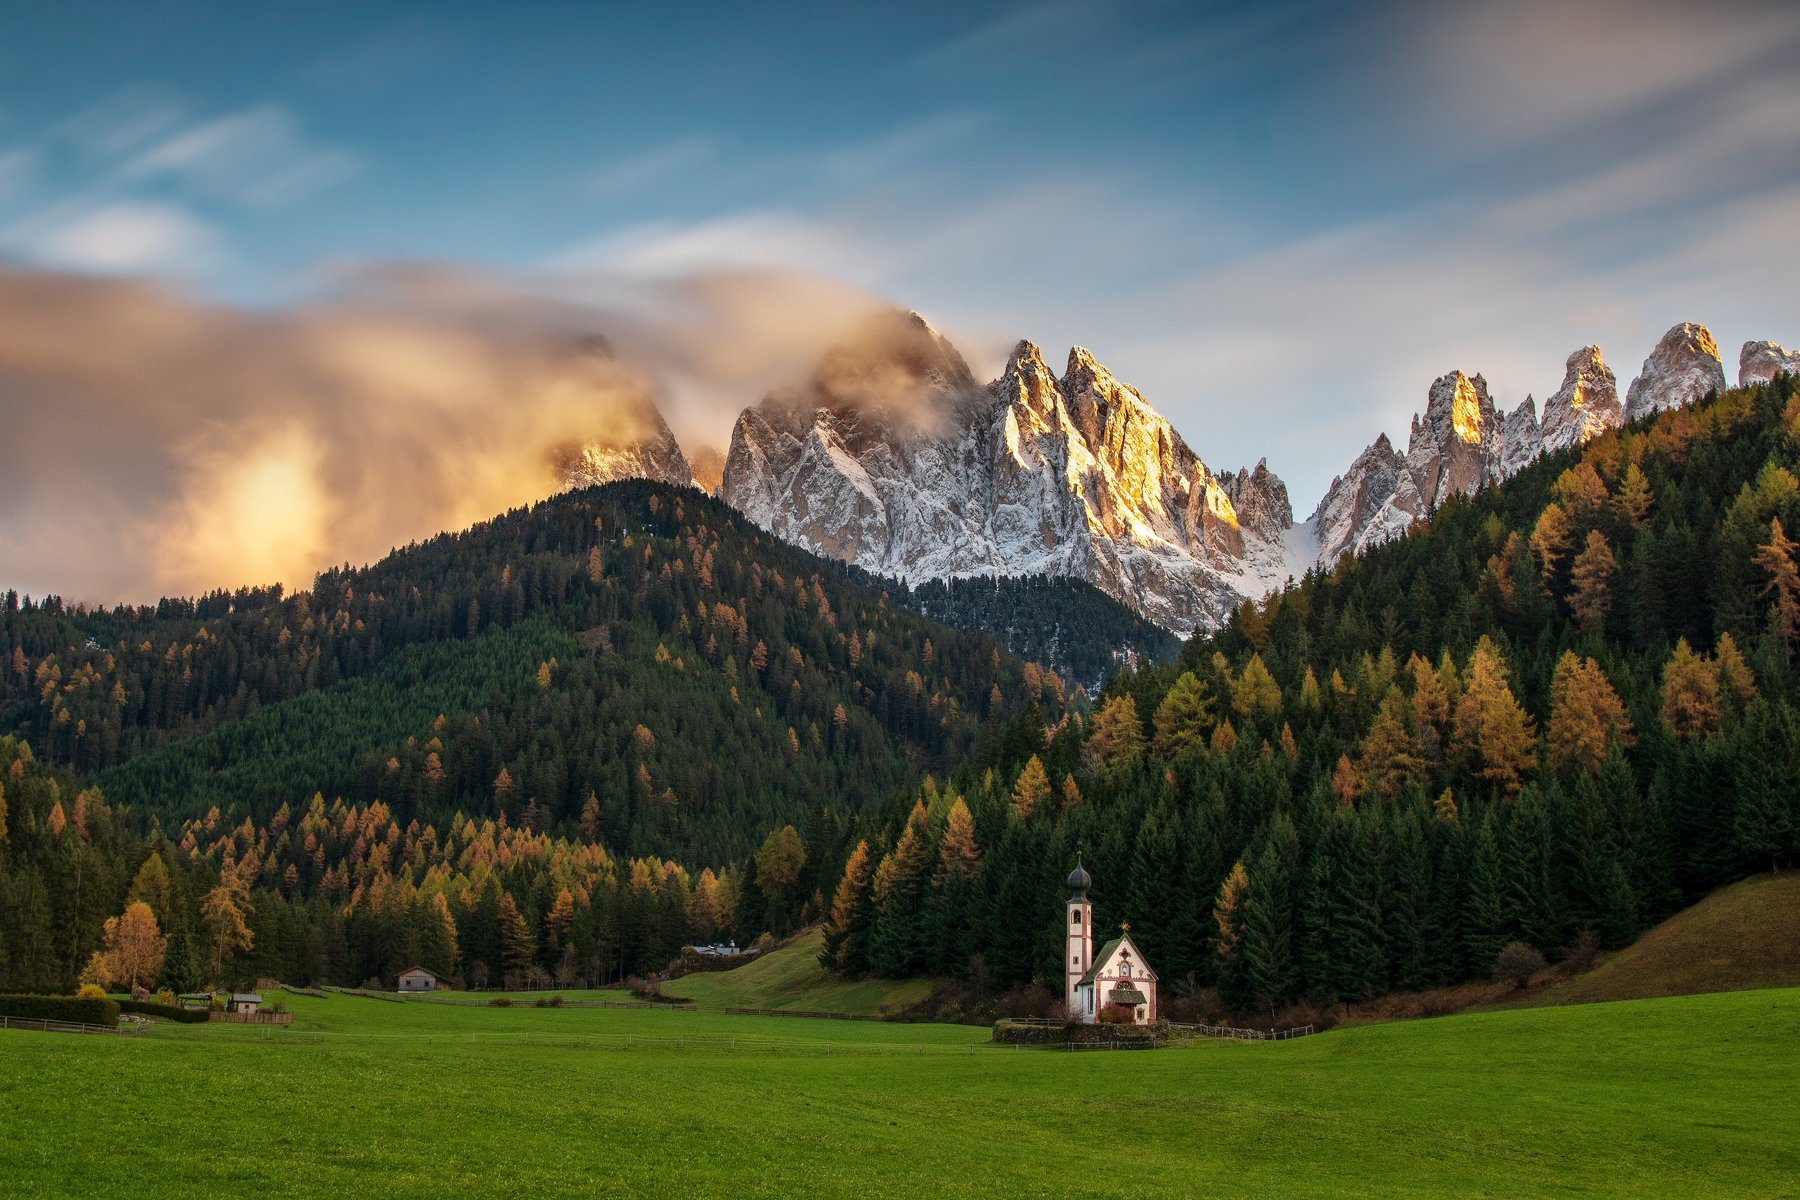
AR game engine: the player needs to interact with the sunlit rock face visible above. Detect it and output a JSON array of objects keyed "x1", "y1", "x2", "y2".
[
  {"x1": 1539, "y1": 345, "x2": 1622, "y2": 455},
  {"x1": 721, "y1": 311, "x2": 1297, "y2": 634},
  {"x1": 1406, "y1": 371, "x2": 1502, "y2": 512},
  {"x1": 1625, "y1": 322, "x2": 1726, "y2": 421},
  {"x1": 1739, "y1": 340, "x2": 1800, "y2": 387}
]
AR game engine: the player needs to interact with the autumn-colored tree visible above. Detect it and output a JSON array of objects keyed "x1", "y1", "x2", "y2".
[
  {"x1": 935, "y1": 797, "x2": 981, "y2": 882},
  {"x1": 1432, "y1": 788, "x2": 1460, "y2": 825},
  {"x1": 1715, "y1": 633, "x2": 1758, "y2": 714},
  {"x1": 1659, "y1": 638, "x2": 1721, "y2": 740},
  {"x1": 46, "y1": 798, "x2": 66, "y2": 839},
  {"x1": 579, "y1": 792, "x2": 602, "y2": 842},
  {"x1": 427, "y1": 891, "x2": 460, "y2": 974},
  {"x1": 1010, "y1": 755, "x2": 1050, "y2": 818},
  {"x1": 1296, "y1": 666, "x2": 1323, "y2": 717},
  {"x1": 1152, "y1": 671, "x2": 1214, "y2": 757},
  {"x1": 1210, "y1": 718, "x2": 1239, "y2": 757},
  {"x1": 492, "y1": 767, "x2": 515, "y2": 799},
  {"x1": 84, "y1": 901, "x2": 167, "y2": 991},
  {"x1": 686, "y1": 868, "x2": 724, "y2": 940},
  {"x1": 1061, "y1": 773, "x2": 1083, "y2": 809},
  {"x1": 1614, "y1": 462, "x2": 1653, "y2": 526},
  {"x1": 820, "y1": 840, "x2": 875, "y2": 972},
  {"x1": 1360, "y1": 688, "x2": 1425, "y2": 799},
  {"x1": 498, "y1": 892, "x2": 535, "y2": 981},
  {"x1": 754, "y1": 824, "x2": 807, "y2": 896},
  {"x1": 1450, "y1": 637, "x2": 1537, "y2": 799},
  {"x1": 1547, "y1": 652, "x2": 1635, "y2": 776},
  {"x1": 1407, "y1": 652, "x2": 1450, "y2": 733},
  {"x1": 1232, "y1": 654, "x2": 1283, "y2": 719},
  {"x1": 200, "y1": 870, "x2": 254, "y2": 983},
  {"x1": 1569, "y1": 530, "x2": 1618, "y2": 631},
  {"x1": 126, "y1": 852, "x2": 175, "y2": 930},
  {"x1": 1553, "y1": 462, "x2": 1609, "y2": 517},
  {"x1": 1083, "y1": 694, "x2": 1146, "y2": 770},
  {"x1": 1753, "y1": 517, "x2": 1800, "y2": 647},
  {"x1": 545, "y1": 888, "x2": 576, "y2": 953},
  {"x1": 1212, "y1": 860, "x2": 1249, "y2": 964},
  {"x1": 1529, "y1": 502, "x2": 1573, "y2": 585},
  {"x1": 1331, "y1": 754, "x2": 1364, "y2": 807}
]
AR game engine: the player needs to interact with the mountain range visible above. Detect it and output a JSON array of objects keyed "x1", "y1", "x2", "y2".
[{"x1": 559, "y1": 315, "x2": 1797, "y2": 635}]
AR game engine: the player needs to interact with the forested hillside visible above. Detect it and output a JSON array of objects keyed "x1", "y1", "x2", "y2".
[
  {"x1": 0, "y1": 482, "x2": 1081, "y2": 992},
  {"x1": 1, "y1": 481, "x2": 1061, "y2": 864},
  {"x1": 901, "y1": 574, "x2": 1179, "y2": 687},
  {"x1": 819, "y1": 372, "x2": 1800, "y2": 1013},
  {"x1": 0, "y1": 733, "x2": 784, "y2": 991}
]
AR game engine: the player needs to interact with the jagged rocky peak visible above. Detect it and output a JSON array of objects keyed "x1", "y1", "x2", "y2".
[
  {"x1": 1539, "y1": 344, "x2": 1622, "y2": 454},
  {"x1": 721, "y1": 308, "x2": 1296, "y2": 634},
  {"x1": 1740, "y1": 340, "x2": 1800, "y2": 387},
  {"x1": 549, "y1": 337, "x2": 692, "y2": 490},
  {"x1": 1625, "y1": 322, "x2": 1726, "y2": 421},
  {"x1": 1308, "y1": 433, "x2": 1425, "y2": 571},
  {"x1": 1499, "y1": 396, "x2": 1540, "y2": 477},
  {"x1": 1223, "y1": 459, "x2": 1294, "y2": 543},
  {"x1": 1407, "y1": 370, "x2": 1500, "y2": 511}
]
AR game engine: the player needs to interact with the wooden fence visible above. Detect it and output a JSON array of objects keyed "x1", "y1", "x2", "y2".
[
  {"x1": 718, "y1": 1006, "x2": 885, "y2": 1022},
  {"x1": 209, "y1": 1011, "x2": 295, "y2": 1025},
  {"x1": 0, "y1": 1015, "x2": 141, "y2": 1037},
  {"x1": 1169, "y1": 1022, "x2": 1316, "y2": 1041}
]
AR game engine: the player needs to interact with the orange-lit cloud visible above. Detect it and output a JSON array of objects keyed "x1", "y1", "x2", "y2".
[{"x1": 0, "y1": 264, "x2": 889, "y2": 603}]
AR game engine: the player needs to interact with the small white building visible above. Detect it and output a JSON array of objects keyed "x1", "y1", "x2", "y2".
[
  {"x1": 397, "y1": 966, "x2": 441, "y2": 993},
  {"x1": 1064, "y1": 861, "x2": 1158, "y2": 1025},
  {"x1": 228, "y1": 993, "x2": 263, "y2": 1015}
]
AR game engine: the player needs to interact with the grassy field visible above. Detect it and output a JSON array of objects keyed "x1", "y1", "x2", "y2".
[
  {"x1": 2, "y1": 985, "x2": 1795, "y2": 1197},
  {"x1": 1527, "y1": 872, "x2": 1800, "y2": 1008},
  {"x1": 666, "y1": 928, "x2": 933, "y2": 1015}
]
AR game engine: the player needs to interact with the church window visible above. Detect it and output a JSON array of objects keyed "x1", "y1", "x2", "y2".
[{"x1": 1071, "y1": 912, "x2": 1081, "y2": 925}]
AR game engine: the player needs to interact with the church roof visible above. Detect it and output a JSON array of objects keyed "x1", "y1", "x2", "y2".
[
  {"x1": 1107, "y1": 984, "x2": 1148, "y2": 1006},
  {"x1": 1077, "y1": 932, "x2": 1159, "y2": 987}
]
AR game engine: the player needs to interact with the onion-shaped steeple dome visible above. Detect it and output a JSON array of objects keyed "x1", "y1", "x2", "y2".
[{"x1": 1067, "y1": 856, "x2": 1092, "y2": 900}]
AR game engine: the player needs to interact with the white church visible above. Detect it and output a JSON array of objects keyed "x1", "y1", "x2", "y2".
[{"x1": 1064, "y1": 858, "x2": 1158, "y2": 1025}]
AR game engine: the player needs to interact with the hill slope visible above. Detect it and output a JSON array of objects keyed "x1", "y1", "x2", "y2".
[
  {"x1": 669, "y1": 928, "x2": 931, "y2": 1016},
  {"x1": 1533, "y1": 872, "x2": 1800, "y2": 1006}
]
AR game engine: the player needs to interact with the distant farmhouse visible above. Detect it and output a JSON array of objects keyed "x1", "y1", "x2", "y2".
[
  {"x1": 397, "y1": 966, "x2": 442, "y2": 993},
  {"x1": 1064, "y1": 860, "x2": 1158, "y2": 1025}
]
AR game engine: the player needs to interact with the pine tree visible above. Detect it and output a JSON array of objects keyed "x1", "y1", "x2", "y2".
[
  {"x1": 1152, "y1": 672, "x2": 1214, "y2": 757},
  {"x1": 1239, "y1": 845, "x2": 1292, "y2": 1014},
  {"x1": 1231, "y1": 654, "x2": 1282, "y2": 720},
  {"x1": 1529, "y1": 502, "x2": 1574, "y2": 586}
]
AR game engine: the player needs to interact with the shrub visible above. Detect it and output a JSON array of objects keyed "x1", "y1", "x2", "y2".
[
  {"x1": 995, "y1": 981, "x2": 1055, "y2": 1020},
  {"x1": 117, "y1": 999, "x2": 210, "y2": 1024},
  {"x1": 76, "y1": 983, "x2": 107, "y2": 1000},
  {"x1": 1270, "y1": 1000, "x2": 1339, "y2": 1033},
  {"x1": 1096, "y1": 1002, "x2": 1136, "y2": 1025},
  {"x1": 0, "y1": 993, "x2": 121, "y2": 1026},
  {"x1": 154, "y1": 987, "x2": 177, "y2": 1006},
  {"x1": 488, "y1": 997, "x2": 513, "y2": 1007},
  {"x1": 1493, "y1": 941, "x2": 1548, "y2": 989},
  {"x1": 534, "y1": 995, "x2": 564, "y2": 1008},
  {"x1": 1560, "y1": 929, "x2": 1602, "y2": 977},
  {"x1": 1416, "y1": 989, "x2": 1461, "y2": 1018},
  {"x1": 1161, "y1": 987, "x2": 1224, "y2": 1024}
]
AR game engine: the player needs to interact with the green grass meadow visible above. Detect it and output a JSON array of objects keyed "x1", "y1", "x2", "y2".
[{"x1": 3, "y1": 987, "x2": 1796, "y2": 1198}]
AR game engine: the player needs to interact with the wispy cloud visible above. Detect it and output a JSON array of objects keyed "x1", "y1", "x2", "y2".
[
  {"x1": 35, "y1": 200, "x2": 223, "y2": 273},
  {"x1": 584, "y1": 135, "x2": 716, "y2": 197}
]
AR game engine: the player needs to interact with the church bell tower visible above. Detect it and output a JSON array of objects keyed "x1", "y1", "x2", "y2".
[{"x1": 1065, "y1": 855, "x2": 1093, "y2": 1017}]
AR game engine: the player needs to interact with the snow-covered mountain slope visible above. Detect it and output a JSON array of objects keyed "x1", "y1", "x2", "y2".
[
  {"x1": 1740, "y1": 340, "x2": 1800, "y2": 387},
  {"x1": 1625, "y1": 322, "x2": 1726, "y2": 421},
  {"x1": 720, "y1": 311, "x2": 1296, "y2": 635}
]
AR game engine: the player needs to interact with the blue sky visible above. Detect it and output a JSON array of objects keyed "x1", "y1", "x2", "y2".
[{"x1": 4, "y1": 0, "x2": 1800, "y2": 512}]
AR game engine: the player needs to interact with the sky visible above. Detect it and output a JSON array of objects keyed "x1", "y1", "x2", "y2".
[{"x1": 4, "y1": 0, "x2": 1800, "y2": 601}]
